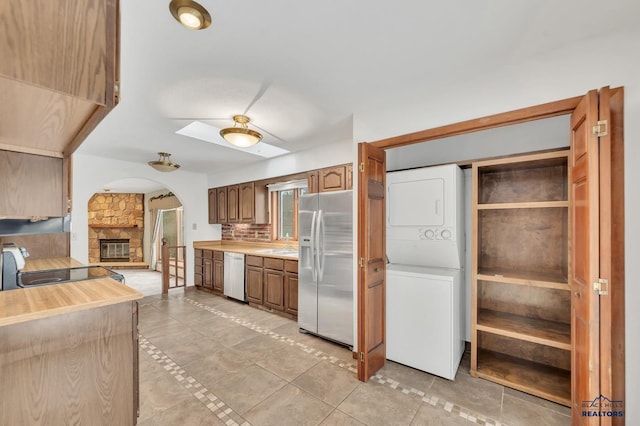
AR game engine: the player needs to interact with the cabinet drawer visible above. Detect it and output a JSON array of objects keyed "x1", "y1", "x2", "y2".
[
  {"x1": 284, "y1": 260, "x2": 298, "y2": 274},
  {"x1": 203, "y1": 250, "x2": 213, "y2": 259},
  {"x1": 264, "y1": 257, "x2": 284, "y2": 271},
  {"x1": 195, "y1": 249, "x2": 203, "y2": 258},
  {"x1": 213, "y1": 251, "x2": 224, "y2": 261},
  {"x1": 246, "y1": 255, "x2": 264, "y2": 267}
]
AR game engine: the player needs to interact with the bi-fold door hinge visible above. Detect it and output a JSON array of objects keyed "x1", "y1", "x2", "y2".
[
  {"x1": 592, "y1": 120, "x2": 608, "y2": 137},
  {"x1": 359, "y1": 352, "x2": 364, "y2": 362},
  {"x1": 359, "y1": 162, "x2": 365, "y2": 172},
  {"x1": 593, "y1": 278, "x2": 609, "y2": 296},
  {"x1": 359, "y1": 257, "x2": 364, "y2": 268}
]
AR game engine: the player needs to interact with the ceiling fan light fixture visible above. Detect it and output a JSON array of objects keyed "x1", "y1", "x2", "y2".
[
  {"x1": 169, "y1": 0, "x2": 211, "y2": 30},
  {"x1": 220, "y1": 115, "x2": 263, "y2": 147},
  {"x1": 148, "y1": 152, "x2": 181, "y2": 172}
]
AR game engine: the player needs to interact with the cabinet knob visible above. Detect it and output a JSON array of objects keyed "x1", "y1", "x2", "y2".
[{"x1": 374, "y1": 267, "x2": 380, "y2": 272}]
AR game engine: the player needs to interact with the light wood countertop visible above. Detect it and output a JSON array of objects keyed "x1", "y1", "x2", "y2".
[
  {"x1": 0, "y1": 278, "x2": 142, "y2": 327},
  {"x1": 193, "y1": 241, "x2": 298, "y2": 260},
  {"x1": 22, "y1": 257, "x2": 85, "y2": 272}
]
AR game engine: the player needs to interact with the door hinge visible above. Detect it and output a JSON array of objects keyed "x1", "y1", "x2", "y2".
[
  {"x1": 592, "y1": 120, "x2": 608, "y2": 137},
  {"x1": 359, "y1": 162, "x2": 365, "y2": 172},
  {"x1": 359, "y1": 352, "x2": 364, "y2": 362},
  {"x1": 593, "y1": 278, "x2": 609, "y2": 296},
  {"x1": 359, "y1": 257, "x2": 364, "y2": 268}
]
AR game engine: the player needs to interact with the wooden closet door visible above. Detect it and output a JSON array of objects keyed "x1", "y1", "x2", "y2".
[
  {"x1": 570, "y1": 90, "x2": 601, "y2": 424},
  {"x1": 357, "y1": 142, "x2": 386, "y2": 381}
]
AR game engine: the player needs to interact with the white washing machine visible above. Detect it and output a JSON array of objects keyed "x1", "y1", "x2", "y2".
[{"x1": 386, "y1": 264, "x2": 465, "y2": 380}]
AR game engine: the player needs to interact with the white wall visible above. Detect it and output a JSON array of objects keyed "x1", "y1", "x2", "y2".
[
  {"x1": 71, "y1": 153, "x2": 220, "y2": 285},
  {"x1": 353, "y1": 27, "x2": 640, "y2": 422}
]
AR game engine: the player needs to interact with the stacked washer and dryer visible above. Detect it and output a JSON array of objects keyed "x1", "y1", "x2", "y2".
[{"x1": 385, "y1": 164, "x2": 465, "y2": 380}]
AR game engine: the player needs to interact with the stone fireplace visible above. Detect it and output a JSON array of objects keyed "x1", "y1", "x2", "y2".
[{"x1": 88, "y1": 193, "x2": 144, "y2": 264}]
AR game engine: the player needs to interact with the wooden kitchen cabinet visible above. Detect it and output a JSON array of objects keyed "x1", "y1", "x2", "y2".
[
  {"x1": 319, "y1": 165, "x2": 347, "y2": 192},
  {"x1": 471, "y1": 150, "x2": 571, "y2": 406},
  {"x1": 346, "y1": 163, "x2": 353, "y2": 190},
  {"x1": 217, "y1": 187, "x2": 228, "y2": 223},
  {"x1": 212, "y1": 251, "x2": 224, "y2": 293},
  {"x1": 0, "y1": 151, "x2": 66, "y2": 218},
  {"x1": 239, "y1": 183, "x2": 255, "y2": 223},
  {"x1": 284, "y1": 260, "x2": 299, "y2": 316},
  {"x1": 208, "y1": 188, "x2": 217, "y2": 224},
  {"x1": 307, "y1": 171, "x2": 319, "y2": 193},
  {"x1": 0, "y1": 0, "x2": 120, "y2": 158},
  {"x1": 194, "y1": 249, "x2": 203, "y2": 287},
  {"x1": 263, "y1": 258, "x2": 285, "y2": 312},
  {"x1": 227, "y1": 185, "x2": 239, "y2": 223},
  {"x1": 202, "y1": 251, "x2": 214, "y2": 290},
  {"x1": 246, "y1": 255, "x2": 264, "y2": 304}
]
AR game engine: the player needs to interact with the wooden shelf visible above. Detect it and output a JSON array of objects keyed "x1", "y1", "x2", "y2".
[
  {"x1": 477, "y1": 201, "x2": 568, "y2": 210},
  {"x1": 475, "y1": 349, "x2": 570, "y2": 407},
  {"x1": 477, "y1": 268, "x2": 569, "y2": 290},
  {"x1": 89, "y1": 224, "x2": 139, "y2": 229},
  {"x1": 477, "y1": 309, "x2": 571, "y2": 350}
]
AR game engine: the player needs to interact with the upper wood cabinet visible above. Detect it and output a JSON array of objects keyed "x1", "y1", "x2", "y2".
[
  {"x1": 217, "y1": 188, "x2": 228, "y2": 223},
  {"x1": 319, "y1": 166, "x2": 347, "y2": 192},
  {"x1": 208, "y1": 188, "x2": 217, "y2": 224},
  {"x1": 0, "y1": 0, "x2": 120, "y2": 158},
  {"x1": 307, "y1": 171, "x2": 319, "y2": 194},
  {"x1": 227, "y1": 185, "x2": 239, "y2": 223},
  {"x1": 346, "y1": 163, "x2": 353, "y2": 190},
  {"x1": 0, "y1": 151, "x2": 66, "y2": 218}
]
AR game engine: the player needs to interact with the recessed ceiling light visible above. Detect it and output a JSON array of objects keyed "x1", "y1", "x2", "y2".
[{"x1": 169, "y1": 0, "x2": 212, "y2": 30}]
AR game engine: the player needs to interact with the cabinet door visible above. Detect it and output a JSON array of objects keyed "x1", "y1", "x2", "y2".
[
  {"x1": 208, "y1": 188, "x2": 217, "y2": 224},
  {"x1": 0, "y1": 151, "x2": 64, "y2": 217},
  {"x1": 346, "y1": 164, "x2": 353, "y2": 190},
  {"x1": 285, "y1": 273, "x2": 298, "y2": 316},
  {"x1": 217, "y1": 187, "x2": 228, "y2": 223},
  {"x1": 227, "y1": 185, "x2": 239, "y2": 223},
  {"x1": 264, "y1": 269, "x2": 285, "y2": 311},
  {"x1": 319, "y1": 166, "x2": 347, "y2": 192},
  {"x1": 246, "y1": 266, "x2": 263, "y2": 304},
  {"x1": 307, "y1": 171, "x2": 319, "y2": 193},
  {"x1": 239, "y1": 182, "x2": 255, "y2": 223},
  {"x1": 213, "y1": 258, "x2": 224, "y2": 292},
  {"x1": 203, "y1": 258, "x2": 213, "y2": 289}
]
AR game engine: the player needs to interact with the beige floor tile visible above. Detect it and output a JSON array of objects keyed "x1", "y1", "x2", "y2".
[
  {"x1": 231, "y1": 333, "x2": 290, "y2": 362},
  {"x1": 378, "y1": 360, "x2": 436, "y2": 394},
  {"x1": 137, "y1": 357, "x2": 194, "y2": 422},
  {"x1": 409, "y1": 402, "x2": 472, "y2": 425},
  {"x1": 504, "y1": 386, "x2": 571, "y2": 416},
  {"x1": 293, "y1": 361, "x2": 360, "y2": 407},
  {"x1": 257, "y1": 343, "x2": 322, "y2": 381},
  {"x1": 182, "y1": 346, "x2": 254, "y2": 390},
  {"x1": 320, "y1": 410, "x2": 366, "y2": 426},
  {"x1": 204, "y1": 322, "x2": 263, "y2": 347},
  {"x1": 137, "y1": 397, "x2": 227, "y2": 426},
  {"x1": 244, "y1": 384, "x2": 333, "y2": 426},
  {"x1": 501, "y1": 394, "x2": 571, "y2": 426},
  {"x1": 207, "y1": 364, "x2": 287, "y2": 415},
  {"x1": 428, "y1": 370, "x2": 503, "y2": 419},
  {"x1": 338, "y1": 381, "x2": 422, "y2": 426}
]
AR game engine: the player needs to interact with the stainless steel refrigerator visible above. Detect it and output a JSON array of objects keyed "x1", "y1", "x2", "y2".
[{"x1": 298, "y1": 190, "x2": 353, "y2": 347}]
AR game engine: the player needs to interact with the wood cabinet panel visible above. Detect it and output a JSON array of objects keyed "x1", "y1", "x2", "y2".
[
  {"x1": 217, "y1": 187, "x2": 228, "y2": 223},
  {"x1": 263, "y1": 257, "x2": 284, "y2": 271},
  {"x1": 0, "y1": 151, "x2": 65, "y2": 217},
  {"x1": 208, "y1": 188, "x2": 217, "y2": 224},
  {"x1": 246, "y1": 266, "x2": 263, "y2": 304},
  {"x1": 263, "y1": 269, "x2": 285, "y2": 311},
  {"x1": 0, "y1": 0, "x2": 119, "y2": 157},
  {"x1": 239, "y1": 182, "x2": 254, "y2": 223},
  {"x1": 307, "y1": 171, "x2": 319, "y2": 194},
  {"x1": 213, "y1": 253, "x2": 224, "y2": 292},
  {"x1": 246, "y1": 255, "x2": 264, "y2": 267},
  {"x1": 346, "y1": 163, "x2": 353, "y2": 190},
  {"x1": 285, "y1": 273, "x2": 298, "y2": 316},
  {"x1": 319, "y1": 166, "x2": 346, "y2": 192},
  {"x1": 203, "y1": 258, "x2": 213, "y2": 289},
  {"x1": 227, "y1": 185, "x2": 239, "y2": 223}
]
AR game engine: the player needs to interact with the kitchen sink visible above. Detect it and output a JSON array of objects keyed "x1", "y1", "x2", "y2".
[{"x1": 254, "y1": 248, "x2": 298, "y2": 257}]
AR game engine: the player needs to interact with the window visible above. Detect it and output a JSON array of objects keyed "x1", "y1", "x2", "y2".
[{"x1": 268, "y1": 180, "x2": 308, "y2": 241}]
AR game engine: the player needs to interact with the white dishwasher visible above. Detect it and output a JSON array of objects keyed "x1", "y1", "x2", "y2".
[{"x1": 223, "y1": 252, "x2": 245, "y2": 301}]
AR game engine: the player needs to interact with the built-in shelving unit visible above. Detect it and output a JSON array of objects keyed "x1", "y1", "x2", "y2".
[{"x1": 471, "y1": 150, "x2": 571, "y2": 406}]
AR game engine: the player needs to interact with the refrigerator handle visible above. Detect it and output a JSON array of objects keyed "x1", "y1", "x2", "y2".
[
  {"x1": 316, "y1": 209, "x2": 324, "y2": 282},
  {"x1": 310, "y1": 210, "x2": 317, "y2": 282}
]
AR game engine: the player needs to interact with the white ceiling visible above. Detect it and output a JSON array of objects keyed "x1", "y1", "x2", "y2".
[{"x1": 77, "y1": 0, "x2": 640, "y2": 176}]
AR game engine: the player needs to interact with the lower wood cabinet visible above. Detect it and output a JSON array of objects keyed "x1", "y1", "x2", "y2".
[
  {"x1": 194, "y1": 249, "x2": 203, "y2": 287},
  {"x1": 213, "y1": 252, "x2": 224, "y2": 292},
  {"x1": 194, "y1": 249, "x2": 224, "y2": 294},
  {"x1": 245, "y1": 255, "x2": 298, "y2": 319}
]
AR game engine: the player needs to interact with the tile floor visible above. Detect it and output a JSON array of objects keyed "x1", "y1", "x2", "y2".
[{"x1": 125, "y1": 271, "x2": 571, "y2": 426}]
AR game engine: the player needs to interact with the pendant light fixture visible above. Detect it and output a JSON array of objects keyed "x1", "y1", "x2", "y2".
[
  {"x1": 148, "y1": 152, "x2": 181, "y2": 172},
  {"x1": 219, "y1": 115, "x2": 263, "y2": 147},
  {"x1": 169, "y1": 0, "x2": 212, "y2": 30}
]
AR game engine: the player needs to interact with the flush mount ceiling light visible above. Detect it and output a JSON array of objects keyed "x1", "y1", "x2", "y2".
[
  {"x1": 169, "y1": 0, "x2": 211, "y2": 30},
  {"x1": 219, "y1": 115, "x2": 263, "y2": 148},
  {"x1": 148, "y1": 152, "x2": 181, "y2": 172}
]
